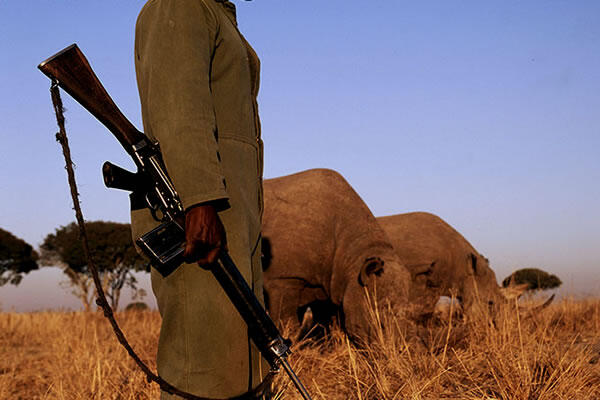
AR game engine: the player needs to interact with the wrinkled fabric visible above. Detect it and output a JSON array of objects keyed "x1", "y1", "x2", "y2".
[{"x1": 133, "y1": 0, "x2": 265, "y2": 398}]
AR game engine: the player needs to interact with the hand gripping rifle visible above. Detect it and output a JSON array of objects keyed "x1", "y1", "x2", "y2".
[{"x1": 39, "y1": 44, "x2": 312, "y2": 400}]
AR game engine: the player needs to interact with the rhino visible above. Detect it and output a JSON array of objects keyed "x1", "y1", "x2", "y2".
[
  {"x1": 261, "y1": 169, "x2": 411, "y2": 342},
  {"x1": 377, "y1": 212, "x2": 539, "y2": 317}
]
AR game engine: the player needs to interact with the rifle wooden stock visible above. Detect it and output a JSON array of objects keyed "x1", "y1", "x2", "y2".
[{"x1": 38, "y1": 44, "x2": 146, "y2": 154}]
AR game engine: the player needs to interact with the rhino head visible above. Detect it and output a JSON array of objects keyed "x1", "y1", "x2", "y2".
[
  {"x1": 377, "y1": 212, "x2": 542, "y2": 320},
  {"x1": 407, "y1": 251, "x2": 509, "y2": 318},
  {"x1": 411, "y1": 251, "x2": 540, "y2": 318},
  {"x1": 454, "y1": 252, "x2": 505, "y2": 315},
  {"x1": 340, "y1": 256, "x2": 411, "y2": 343}
]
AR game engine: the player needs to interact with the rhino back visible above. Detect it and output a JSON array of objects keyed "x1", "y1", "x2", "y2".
[
  {"x1": 378, "y1": 212, "x2": 477, "y2": 264},
  {"x1": 377, "y1": 211, "x2": 482, "y2": 297}
]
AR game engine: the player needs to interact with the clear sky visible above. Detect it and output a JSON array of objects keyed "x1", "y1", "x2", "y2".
[{"x1": 1, "y1": 1, "x2": 599, "y2": 310}]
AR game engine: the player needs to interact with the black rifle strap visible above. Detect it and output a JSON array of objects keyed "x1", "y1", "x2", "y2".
[{"x1": 49, "y1": 81, "x2": 274, "y2": 400}]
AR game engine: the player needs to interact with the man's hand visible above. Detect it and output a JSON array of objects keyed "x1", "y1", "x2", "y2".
[{"x1": 183, "y1": 204, "x2": 227, "y2": 267}]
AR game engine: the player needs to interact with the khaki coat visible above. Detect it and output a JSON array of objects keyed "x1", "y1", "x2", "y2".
[{"x1": 132, "y1": 0, "x2": 265, "y2": 398}]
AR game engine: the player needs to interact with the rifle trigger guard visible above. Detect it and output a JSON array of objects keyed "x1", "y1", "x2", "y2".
[{"x1": 146, "y1": 194, "x2": 162, "y2": 222}]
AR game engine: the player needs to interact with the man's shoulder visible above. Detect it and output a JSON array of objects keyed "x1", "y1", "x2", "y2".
[{"x1": 136, "y1": 0, "x2": 220, "y2": 29}]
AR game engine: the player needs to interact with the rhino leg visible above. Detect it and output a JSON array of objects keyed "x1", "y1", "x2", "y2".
[{"x1": 264, "y1": 278, "x2": 307, "y2": 331}]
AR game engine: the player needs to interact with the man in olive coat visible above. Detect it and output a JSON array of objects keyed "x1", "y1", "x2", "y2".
[{"x1": 132, "y1": 0, "x2": 266, "y2": 398}]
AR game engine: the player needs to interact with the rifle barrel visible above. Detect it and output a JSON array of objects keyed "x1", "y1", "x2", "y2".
[{"x1": 281, "y1": 359, "x2": 313, "y2": 400}]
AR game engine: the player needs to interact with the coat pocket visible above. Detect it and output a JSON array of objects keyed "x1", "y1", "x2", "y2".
[{"x1": 218, "y1": 133, "x2": 263, "y2": 214}]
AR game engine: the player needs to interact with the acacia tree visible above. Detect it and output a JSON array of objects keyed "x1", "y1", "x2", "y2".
[
  {"x1": 0, "y1": 228, "x2": 39, "y2": 286},
  {"x1": 502, "y1": 268, "x2": 562, "y2": 292},
  {"x1": 40, "y1": 221, "x2": 147, "y2": 311}
]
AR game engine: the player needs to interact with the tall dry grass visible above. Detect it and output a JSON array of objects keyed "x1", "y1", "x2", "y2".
[
  {"x1": 1, "y1": 298, "x2": 599, "y2": 399},
  {"x1": 0, "y1": 311, "x2": 160, "y2": 399}
]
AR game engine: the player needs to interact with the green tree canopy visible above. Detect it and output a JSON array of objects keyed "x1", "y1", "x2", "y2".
[
  {"x1": 40, "y1": 221, "x2": 147, "y2": 310},
  {"x1": 0, "y1": 228, "x2": 39, "y2": 286},
  {"x1": 502, "y1": 268, "x2": 562, "y2": 291}
]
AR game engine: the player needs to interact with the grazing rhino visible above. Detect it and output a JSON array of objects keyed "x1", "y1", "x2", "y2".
[
  {"x1": 377, "y1": 212, "x2": 527, "y2": 317},
  {"x1": 261, "y1": 169, "x2": 411, "y2": 342}
]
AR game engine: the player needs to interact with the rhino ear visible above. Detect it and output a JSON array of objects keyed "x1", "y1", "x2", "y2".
[{"x1": 358, "y1": 257, "x2": 385, "y2": 287}]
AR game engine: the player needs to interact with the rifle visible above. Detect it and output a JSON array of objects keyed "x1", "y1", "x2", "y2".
[{"x1": 39, "y1": 44, "x2": 312, "y2": 400}]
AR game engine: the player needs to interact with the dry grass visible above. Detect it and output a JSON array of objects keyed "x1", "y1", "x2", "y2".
[
  {"x1": 1, "y1": 298, "x2": 599, "y2": 399},
  {"x1": 0, "y1": 311, "x2": 160, "y2": 399}
]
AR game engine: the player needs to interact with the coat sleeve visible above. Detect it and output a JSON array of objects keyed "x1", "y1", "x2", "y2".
[{"x1": 134, "y1": 0, "x2": 228, "y2": 210}]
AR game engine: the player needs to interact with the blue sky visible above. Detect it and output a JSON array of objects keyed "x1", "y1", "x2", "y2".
[{"x1": 1, "y1": 1, "x2": 599, "y2": 310}]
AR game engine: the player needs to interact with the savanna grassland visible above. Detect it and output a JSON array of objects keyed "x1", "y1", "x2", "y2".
[{"x1": 1, "y1": 298, "x2": 600, "y2": 399}]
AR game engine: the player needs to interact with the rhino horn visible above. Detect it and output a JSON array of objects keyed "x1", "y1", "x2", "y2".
[
  {"x1": 297, "y1": 307, "x2": 315, "y2": 341},
  {"x1": 526, "y1": 293, "x2": 555, "y2": 312},
  {"x1": 512, "y1": 293, "x2": 555, "y2": 316}
]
